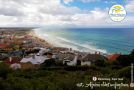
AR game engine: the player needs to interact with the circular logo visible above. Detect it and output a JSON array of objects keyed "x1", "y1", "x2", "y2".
[{"x1": 109, "y1": 5, "x2": 126, "y2": 22}]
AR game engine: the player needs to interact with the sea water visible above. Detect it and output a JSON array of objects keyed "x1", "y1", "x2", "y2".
[{"x1": 34, "y1": 28, "x2": 134, "y2": 54}]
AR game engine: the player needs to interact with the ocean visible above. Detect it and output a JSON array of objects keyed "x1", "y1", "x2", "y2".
[{"x1": 34, "y1": 28, "x2": 134, "y2": 54}]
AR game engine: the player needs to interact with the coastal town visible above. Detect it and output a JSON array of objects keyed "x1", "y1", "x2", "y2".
[
  {"x1": 0, "y1": 28, "x2": 126, "y2": 70},
  {"x1": 0, "y1": 0, "x2": 134, "y2": 89},
  {"x1": 0, "y1": 28, "x2": 134, "y2": 90}
]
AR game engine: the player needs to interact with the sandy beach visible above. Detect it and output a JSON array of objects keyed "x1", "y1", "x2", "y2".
[{"x1": 29, "y1": 30, "x2": 53, "y2": 48}]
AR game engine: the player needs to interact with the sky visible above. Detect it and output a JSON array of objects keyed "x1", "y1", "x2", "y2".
[{"x1": 0, "y1": 0, "x2": 134, "y2": 28}]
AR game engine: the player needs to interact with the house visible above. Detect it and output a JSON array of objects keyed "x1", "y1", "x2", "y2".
[
  {"x1": 0, "y1": 44, "x2": 9, "y2": 50},
  {"x1": 20, "y1": 55, "x2": 49, "y2": 65},
  {"x1": 4, "y1": 57, "x2": 21, "y2": 65},
  {"x1": 63, "y1": 53, "x2": 78, "y2": 66},
  {"x1": 10, "y1": 63, "x2": 21, "y2": 70},
  {"x1": 82, "y1": 54, "x2": 107, "y2": 63},
  {"x1": 3, "y1": 57, "x2": 22, "y2": 70},
  {"x1": 107, "y1": 54, "x2": 121, "y2": 61},
  {"x1": 0, "y1": 43, "x2": 13, "y2": 51},
  {"x1": 63, "y1": 53, "x2": 92, "y2": 66}
]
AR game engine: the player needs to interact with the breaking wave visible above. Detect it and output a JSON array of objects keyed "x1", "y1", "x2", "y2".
[{"x1": 34, "y1": 29, "x2": 107, "y2": 54}]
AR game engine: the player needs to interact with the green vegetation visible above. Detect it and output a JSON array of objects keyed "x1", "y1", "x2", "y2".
[
  {"x1": 0, "y1": 50, "x2": 133, "y2": 90},
  {"x1": 0, "y1": 63, "x2": 132, "y2": 90}
]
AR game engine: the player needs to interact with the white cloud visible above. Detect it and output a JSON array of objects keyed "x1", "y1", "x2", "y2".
[
  {"x1": 125, "y1": 0, "x2": 134, "y2": 13},
  {"x1": 0, "y1": 0, "x2": 82, "y2": 26},
  {"x1": 0, "y1": 15, "x2": 17, "y2": 23},
  {"x1": 63, "y1": 0, "x2": 74, "y2": 4},
  {"x1": 70, "y1": 8, "x2": 109, "y2": 27},
  {"x1": 0, "y1": 0, "x2": 133, "y2": 27}
]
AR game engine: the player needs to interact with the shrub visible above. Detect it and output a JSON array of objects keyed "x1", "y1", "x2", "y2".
[{"x1": 0, "y1": 62, "x2": 11, "y2": 79}]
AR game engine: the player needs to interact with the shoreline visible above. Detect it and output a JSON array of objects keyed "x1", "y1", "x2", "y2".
[
  {"x1": 0, "y1": 28, "x2": 133, "y2": 67},
  {"x1": 29, "y1": 30, "x2": 53, "y2": 48},
  {"x1": 32, "y1": 29, "x2": 108, "y2": 55},
  {"x1": 0, "y1": 29, "x2": 133, "y2": 90},
  {"x1": 0, "y1": 28, "x2": 125, "y2": 56}
]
